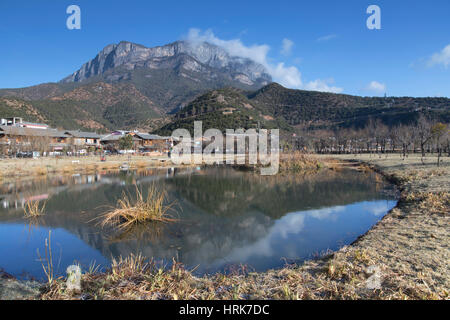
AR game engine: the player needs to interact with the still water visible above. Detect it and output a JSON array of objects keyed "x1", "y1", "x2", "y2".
[{"x1": 0, "y1": 166, "x2": 397, "y2": 280}]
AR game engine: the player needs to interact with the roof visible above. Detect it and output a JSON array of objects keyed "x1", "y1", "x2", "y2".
[
  {"x1": 0, "y1": 125, "x2": 69, "y2": 138},
  {"x1": 22, "y1": 121, "x2": 49, "y2": 127},
  {"x1": 100, "y1": 133, "x2": 140, "y2": 142},
  {"x1": 133, "y1": 133, "x2": 170, "y2": 140},
  {"x1": 65, "y1": 130, "x2": 101, "y2": 139}
]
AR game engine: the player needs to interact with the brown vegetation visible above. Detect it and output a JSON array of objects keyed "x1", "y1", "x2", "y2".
[
  {"x1": 99, "y1": 184, "x2": 178, "y2": 230},
  {"x1": 23, "y1": 200, "x2": 46, "y2": 218},
  {"x1": 279, "y1": 152, "x2": 322, "y2": 172}
]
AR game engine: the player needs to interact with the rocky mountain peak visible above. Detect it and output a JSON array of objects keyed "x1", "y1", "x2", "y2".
[{"x1": 60, "y1": 40, "x2": 272, "y2": 85}]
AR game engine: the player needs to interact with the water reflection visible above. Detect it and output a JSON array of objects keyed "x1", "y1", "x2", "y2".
[
  {"x1": 209, "y1": 201, "x2": 396, "y2": 273},
  {"x1": 0, "y1": 167, "x2": 397, "y2": 279}
]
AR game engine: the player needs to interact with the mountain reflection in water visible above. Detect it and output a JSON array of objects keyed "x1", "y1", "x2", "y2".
[{"x1": 0, "y1": 166, "x2": 397, "y2": 280}]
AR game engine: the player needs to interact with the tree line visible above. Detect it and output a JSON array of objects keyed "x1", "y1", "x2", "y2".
[{"x1": 283, "y1": 115, "x2": 449, "y2": 166}]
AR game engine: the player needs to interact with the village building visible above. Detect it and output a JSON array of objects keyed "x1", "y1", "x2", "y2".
[
  {"x1": 65, "y1": 130, "x2": 102, "y2": 153},
  {"x1": 132, "y1": 133, "x2": 172, "y2": 155},
  {"x1": 100, "y1": 131, "x2": 172, "y2": 155},
  {"x1": 0, "y1": 125, "x2": 69, "y2": 155},
  {"x1": 0, "y1": 117, "x2": 49, "y2": 129},
  {"x1": 100, "y1": 131, "x2": 141, "y2": 152},
  {"x1": 1, "y1": 116, "x2": 173, "y2": 157}
]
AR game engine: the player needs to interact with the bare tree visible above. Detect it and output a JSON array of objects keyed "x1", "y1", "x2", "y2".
[
  {"x1": 374, "y1": 120, "x2": 389, "y2": 157},
  {"x1": 431, "y1": 123, "x2": 448, "y2": 167},
  {"x1": 446, "y1": 133, "x2": 450, "y2": 157},
  {"x1": 365, "y1": 119, "x2": 377, "y2": 156},
  {"x1": 395, "y1": 125, "x2": 414, "y2": 159},
  {"x1": 416, "y1": 115, "x2": 433, "y2": 163},
  {"x1": 389, "y1": 128, "x2": 399, "y2": 154},
  {"x1": 334, "y1": 128, "x2": 349, "y2": 154}
]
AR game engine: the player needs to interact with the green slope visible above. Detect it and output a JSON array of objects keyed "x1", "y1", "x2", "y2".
[{"x1": 154, "y1": 83, "x2": 450, "y2": 135}]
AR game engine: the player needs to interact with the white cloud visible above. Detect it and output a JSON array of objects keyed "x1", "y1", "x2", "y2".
[
  {"x1": 187, "y1": 28, "x2": 269, "y2": 65},
  {"x1": 363, "y1": 202, "x2": 391, "y2": 217},
  {"x1": 270, "y1": 62, "x2": 303, "y2": 88},
  {"x1": 365, "y1": 81, "x2": 386, "y2": 93},
  {"x1": 281, "y1": 38, "x2": 294, "y2": 56},
  {"x1": 428, "y1": 44, "x2": 450, "y2": 68},
  {"x1": 185, "y1": 28, "x2": 342, "y2": 92},
  {"x1": 316, "y1": 34, "x2": 338, "y2": 42},
  {"x1": 215, "y1": 205, "x2": 344, "y2": 262},
  {"x1": 304, "y1": 79, "x2": 343, "y2": 93}
]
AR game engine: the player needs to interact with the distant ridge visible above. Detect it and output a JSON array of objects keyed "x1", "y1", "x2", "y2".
[{"x1": 153, "y1": 83, "x2": 450, "y2": 135}]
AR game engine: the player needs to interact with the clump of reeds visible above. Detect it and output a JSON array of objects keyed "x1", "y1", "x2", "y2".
[
  {"x1": 99, "y1": 184, "x2": 177, "y2": 229},
  {"x1": 36, "y1": 230, "x2": 55, "y2": 285},
  {"x1": 279, "y1": 152, "x2": 322, "y2": 173},
  {"x1": 111, "y1": 253, "x2": 148, "y2": 280},
  {"x1": 24, "y1": 200, "x2": 46, "y2": 218}
]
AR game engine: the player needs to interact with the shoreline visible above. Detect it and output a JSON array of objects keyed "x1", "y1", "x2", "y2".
[
  {"x1": 0, "y1": 155, "x2": 195, "y2": 184},
  {"x1": 0, "y1": 154, "x2": 259, "y2": 182},
  {"x1": 1, "y1": 154, "x2": 448, "y2": 300}
]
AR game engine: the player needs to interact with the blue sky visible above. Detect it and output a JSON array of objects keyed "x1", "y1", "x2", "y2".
[{"x1": 0, "y1": 0, "x2": 449, "y2": 97}]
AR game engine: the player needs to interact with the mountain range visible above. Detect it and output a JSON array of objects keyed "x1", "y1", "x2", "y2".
[
  {"x1": 0, "y1": 40, "x2": 449, "y2": 133},
  {"x1": 154, "y1": 83, "x2": 450, "y2": 135}
]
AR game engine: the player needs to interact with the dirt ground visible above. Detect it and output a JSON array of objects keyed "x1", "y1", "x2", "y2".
[{"x1": 1, "y1": 153, "x2": 449, "y2": 300}]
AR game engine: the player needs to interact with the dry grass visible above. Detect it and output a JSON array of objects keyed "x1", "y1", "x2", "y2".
[
  {"x1": 110, "y1": 253, "x2": 149, "y2": 278},
  {"x1": 0, "y1": 156, "x2": 170, "y2": 181},
  {"x1": 40, "y1": 255, "x2": 194, "y2": 300},
  {"x1": 405, "y1": 191, "x2": 449, "y2": 215},
  {"x1": 134, "y1": 161, "x2": 148, "y2": 169},
  {"x1": 99, "y1": 184, "x2": 178, "y2": 230},
  {"x1": 23, "y1": 200, "x2": 46, "y2": 218},
  {"x1": 38, "y1": 239, "x2": 447, "y2": 300},
  {"x1": 33, "y1": 167, "x2": 47, "y2": 176},
  {"x1": 0, "y1": 156, "x2": 201, "y2": 184},
  {"x1": 84, "y1": 164, "x2": 98, "y2": 172},
  {"x1": 279, "y1": 152, "x2": 323, "y2": 173},
  {"x1": 99, "y1": 163, "x2": 118, "y2": 170},
  {"x1": 61, "y1": 165, "x2": 76, "y2": 173}
]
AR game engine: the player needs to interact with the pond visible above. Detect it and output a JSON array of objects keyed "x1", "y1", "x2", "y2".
[{"x1": 0, "y1": 166, "x2": 397, "y2": 280}]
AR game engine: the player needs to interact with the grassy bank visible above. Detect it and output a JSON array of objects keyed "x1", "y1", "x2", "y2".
[
  {"x1": 0, "y1": 153, "x2": 322, "y2": 181},
  {"x1": 0, "y1": 155, "x2": 183, "y2": 182},
  {"x1": 1, "y1": 154, "x2": 449, "y2": 300}
]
